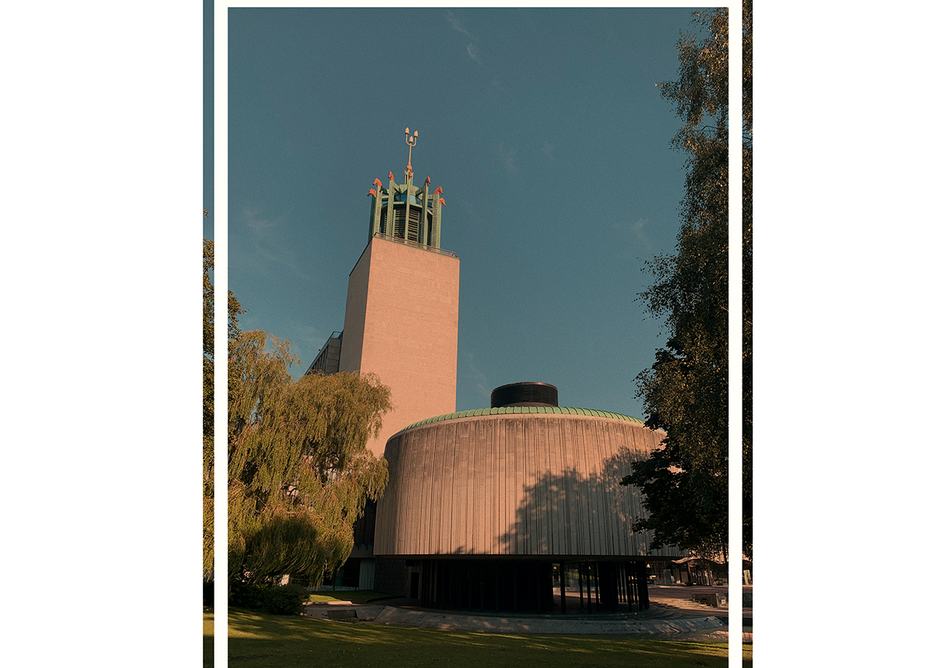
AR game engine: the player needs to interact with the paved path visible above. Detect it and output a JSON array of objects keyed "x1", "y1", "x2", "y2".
[{"x1": 303, "y1": 585, "x2": 752, "y2": 642}]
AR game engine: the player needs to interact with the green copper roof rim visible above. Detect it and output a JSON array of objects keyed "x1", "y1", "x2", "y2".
[{"x1": 397, "y1": 406, "x2": 646, "y2": 433}]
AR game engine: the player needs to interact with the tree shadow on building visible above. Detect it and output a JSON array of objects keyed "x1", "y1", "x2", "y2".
[
  {"x1": 496, "y1": 447, "x2": 658, "y2": 558},
  {"x1": 489, "y1": 447, "x2": 672, "y2": 612}
]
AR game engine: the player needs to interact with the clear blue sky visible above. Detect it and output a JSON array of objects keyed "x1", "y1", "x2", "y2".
[{"x1": 209, "y1": 7, "x2": 708, "y2": 417}]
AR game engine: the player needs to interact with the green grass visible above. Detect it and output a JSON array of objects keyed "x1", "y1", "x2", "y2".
[
  {"x1": 305, "y1": 589, "x2": 387, "y2": 604},
  {"x1": 209, "y1": 607, "x2": 752, "y2": 668}
]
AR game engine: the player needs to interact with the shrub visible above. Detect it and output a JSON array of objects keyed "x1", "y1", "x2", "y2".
[
  {"x1": 229, "y1": 580, "x2": 271, "y2": 611},
  {"x1": 263, "y1": 584, "x2": 308, "y2": 615}
]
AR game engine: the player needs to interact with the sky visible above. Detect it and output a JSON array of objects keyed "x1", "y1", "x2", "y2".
[{"x1": 211, "y1": 7, "x2": 705, "y2": 418}]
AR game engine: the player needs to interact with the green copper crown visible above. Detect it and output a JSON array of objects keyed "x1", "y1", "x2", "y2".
[
  {"x1": 398, "y1": 406, "x2": 645, "y2": 433},
  {"x1": 367, "y1": 128, "x2": 445, "y2": 248}
]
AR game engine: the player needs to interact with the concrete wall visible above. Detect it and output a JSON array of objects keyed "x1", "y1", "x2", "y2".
[
  {"x1": 339, "y1": 236, "x2": 459, "y2": 457},
  {"x1": 375, "y1": 413, "x2": 682, "y2": 559}
]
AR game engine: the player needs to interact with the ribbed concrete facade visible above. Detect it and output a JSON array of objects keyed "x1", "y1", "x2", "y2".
[{"x1": 375, "y1": 411, "x2": 681, "y2": 560}]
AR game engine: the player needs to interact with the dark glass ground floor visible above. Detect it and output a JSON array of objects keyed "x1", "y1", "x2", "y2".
[{"x1": 387, "y1": 558, "x2": 653, "y2": 614}]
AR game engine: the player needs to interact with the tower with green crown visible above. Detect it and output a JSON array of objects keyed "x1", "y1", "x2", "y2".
[
  {"x1": 306, "y1": 127, "x2": 459, "y2": 459},
  {"x1": 367, "y1": 128, "x2": 447, "y2": 248}
]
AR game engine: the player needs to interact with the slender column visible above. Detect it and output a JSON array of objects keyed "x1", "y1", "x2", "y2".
[
  {"x1": 430, "y1": 196, "x2": 441, "y2": 247},
  {"x1": 418, "y1": 184, "x2": 428, "y2": 245},
  {"x1": 369, "y1": 194, "x2": 379, "y2": 239},
  {"x1": 386, "y1": 178, "x2": 397, "y2": 237},
  {"x1": 626, "y1": 562, "x2": 634, "y2": 610},
  {"x1": 585, "y1": 563, "x2": 592, "y2": 613},
  {"x1": 639, "y1": 564, "x2": 650, "y2": 610},
  {"x1": 560, "y1": 562, "x2": 566, "y2": 614},
  {"x1": 623, "y1": 562, "x2": 632, "y2": 612},
  {"x1": 403, "y1": 183, "x2": 412, "y2": 241}
]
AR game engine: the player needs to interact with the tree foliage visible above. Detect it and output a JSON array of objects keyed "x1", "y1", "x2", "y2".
[
  {"x1": 204, "y1": 238, "x2": 245, "y2": 580},
  {"x1": 204, "y1": 241, "x2": 213, "y2": 580},
  {"x1": 203, "y1": 236, "x2": 392, "y2": 585},
  {"x1": 623, "y1": 5, "x2": 753, "y2": 561},
  {"x1": 227, "y1": 331, "x2": 391, "y2": 585},
  {"x1": 741, "y1": 0, "x2": 753, "y2": 562}
]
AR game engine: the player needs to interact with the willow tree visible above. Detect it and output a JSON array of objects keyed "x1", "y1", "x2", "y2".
[
  {"x1": 203, "y1": 240, "x2": 214, "y2": 581},
  {"x1": 624, "y1": 4, "x2": 753, "y2": 562},
  {"x1": 227, "y1": 330, "x2": 391, "y2": 585},
  {"x1": 741, "y1": 0, "x2": 753, "y2": 564},
  {"x1": 203, "y1": 238, "x2": 244, "y2": 580}
]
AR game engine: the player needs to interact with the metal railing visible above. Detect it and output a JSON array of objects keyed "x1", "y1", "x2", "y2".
[{"x1": 372, "y1": 232, "x2": 457, "y2": 258}]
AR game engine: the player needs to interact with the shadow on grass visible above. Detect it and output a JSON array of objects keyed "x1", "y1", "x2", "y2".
[
  {"x1": 223, "y1": 607, "x2": 751, "y2": 668},
  {"x1": 203, "y1": 609, "x2": 213, "y2": 668}
]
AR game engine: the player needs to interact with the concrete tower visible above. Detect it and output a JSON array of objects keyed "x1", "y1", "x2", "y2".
[{"x1": 307, "y1": 128, "x2": 459, "y2": 458}]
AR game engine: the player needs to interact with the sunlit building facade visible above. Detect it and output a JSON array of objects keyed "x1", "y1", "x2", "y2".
[{"x1": 308, "y1": 135, "x2": 679, "y2": 609}]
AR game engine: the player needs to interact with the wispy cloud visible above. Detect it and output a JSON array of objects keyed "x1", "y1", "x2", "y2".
[
  {"x1": 630, "y1": 218, "x2": 653, "y2": 253},
  {"x1": 294, "y1": 323, "x2": 326, "y2": 363},
  {"x1": 464, "y1": 351, "x2": 490, "y2": 399},
  {"x1": 445, "y1": 10, "x2": 474, "y2": 39},
  {"x1": 252, "y1": 244, "x2": 310, "y2": 280},
  {"x1": 240, "y1": 205, "x2": 312, "y2": 281},
  {"x1": 242, "y1": 206, "x2": 277, "y2": 234},
  {"x1": 498, "y1": 143, "x2": 518, "y2": 174},
  {"x1": 446, "y1": 10, "x2": 481, "y2": 65}
]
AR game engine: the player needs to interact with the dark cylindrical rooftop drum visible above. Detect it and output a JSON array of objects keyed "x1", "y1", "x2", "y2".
[{"x1": 490, "y1": 381, "x2": 558, "y2": 408}]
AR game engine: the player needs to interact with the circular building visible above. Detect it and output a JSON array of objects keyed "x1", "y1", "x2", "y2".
[{"x1": 374, "y1": 383, "x2": 681, "y2": 612}]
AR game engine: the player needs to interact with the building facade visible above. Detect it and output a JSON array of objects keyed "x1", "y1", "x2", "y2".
[
  {"x1": 336, "y1": 235, "x2": 458, "y2": 457},
  {"x1": 306, "y1": 134, "x2": 458, "y2": 588},
  {"x1": 374, "y1": 382, "x2": 681, "y2": 611},
  {"x1": 306, "y1": 136, "x2": 458, "y2": 458},
  {"x1": 308, "y1": 135, "x2": 680, "y2": 607}
]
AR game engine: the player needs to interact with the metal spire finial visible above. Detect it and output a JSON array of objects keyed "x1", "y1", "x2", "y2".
[{"x1": 404, "y1": 127, "x2": 418, "y2": 179}]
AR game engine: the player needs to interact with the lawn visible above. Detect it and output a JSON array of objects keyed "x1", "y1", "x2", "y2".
[
  {"x1": 206, "y1": 608, "x2": 752, "y2": 668},
  {"x1": 203, "y1": 609, "x2": 214, "y2": 665}
]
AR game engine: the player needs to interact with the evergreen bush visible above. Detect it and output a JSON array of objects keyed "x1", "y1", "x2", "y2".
[{"x1": 262, "y1": 584, "x2": 308, "y2": 615}]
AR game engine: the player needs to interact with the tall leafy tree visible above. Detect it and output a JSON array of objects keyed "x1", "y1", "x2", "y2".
[
  {"x1": 227, "y1": 331, "x2": 391, "y2": 585},
  {"x1": 203, "y1": 238, "x2": 244, "y2": 580},
  {"x1": 741, "y1": 0, "x2": 753, "y2": 563},
  {"x1": 204, "y1": 235, "x2": 391, "y2": 584},
  {"x1": 623, "y1": 4, "x2": 752, "y2": 562},
  {"x1": 204, "y1": 240, "x2": 214, "y2": 580}
]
